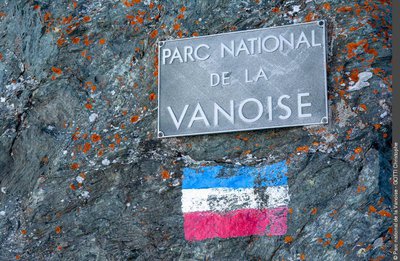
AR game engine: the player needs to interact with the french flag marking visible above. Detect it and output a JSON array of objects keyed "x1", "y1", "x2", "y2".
[{"x1": 182, "y1": 160, "x2": 289, "y2": 241}]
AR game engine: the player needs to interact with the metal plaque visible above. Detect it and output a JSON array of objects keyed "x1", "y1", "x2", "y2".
[{"x1": 158, "y1": 21, "x2": 328, "y2": 138}]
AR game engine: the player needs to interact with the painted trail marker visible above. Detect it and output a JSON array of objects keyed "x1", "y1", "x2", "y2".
[
  {"x1": 182, "y1": 161, "x2": 289, "y2": 241},
  {"x1": 158, "y1": 21, "x2": 328, "y2": 138}
]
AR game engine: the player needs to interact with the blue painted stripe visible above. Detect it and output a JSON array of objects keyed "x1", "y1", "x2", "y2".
[{"x1": 182, "y1": 160, "x2": 287, "y2": 189}]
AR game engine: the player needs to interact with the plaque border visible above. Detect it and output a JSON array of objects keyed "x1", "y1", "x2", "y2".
[{"x1": 157, "y1": 20, "x2": 329, "y2": 138}]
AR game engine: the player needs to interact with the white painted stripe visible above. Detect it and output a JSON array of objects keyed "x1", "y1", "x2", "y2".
[{"x1": 181, "y1": 186, "x2": 289, "y2": 213}]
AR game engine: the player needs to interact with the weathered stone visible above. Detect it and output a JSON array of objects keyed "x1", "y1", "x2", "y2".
[{"x1": 0, "y1": 0, "x2": 392, "y2": 260}]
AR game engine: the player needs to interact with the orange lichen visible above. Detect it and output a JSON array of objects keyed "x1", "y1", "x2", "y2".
[
  {"x1": 52, "y1": 67, "x2": 62, "y2": 75},
  {"x1": 323, "y1": 240, "x2": 331, "y2": 247},
  {"x1": 69, "y1": 184, "x2": 77, "y2": 190},
  {"x1": 356, "y1": 8, "x2": 365, "y2": 17},
  {"x1": 346, "y1": 39, "x2": 367, "y2": 59},
  {"x1": 99, "y1": 38, "x2": 106, "y2": 45},
  {"x1": 84, "y1": 81, "x2": 93, "y2": 89},
  {"x1": 311, "y1": 208, "x2": 318, "y2": 215},
  {"x1": 284, "y1": 236, "x2": 293, "y2": 244},
  {"x1": 123, "y1": 0, "x2": 134, "y2": 7},
  {"x1": 359, "y1": 104, "x2": 367, "y2": 111},
  {"x1": 21, "y1": 229, "x2": 27, "y2": 235},
  {"x1": 114, "y1": 134, "x2": 121, "y2": 144},
  {"x1": 55, "y1": 226, "x2": 62, "y2": 234},
  {"x1": 72, "y1": 37, "x2": 80, "y2": 44},
  {"x1": 83, "y1": 16, "x2": 91, "y2": 22},
  {"x1": 322, "y1": 3, "x2": 331, "y2": 11},
  {"x1": 150, "y1": 30, "x2": 158, "y2": 38},
  {"x1": 349, "y1": 68, "x2": 359, "y2": 82},
  {"x1": 337, "y1": 6, "x2": 352, "y2": 12},
  {"x1": 347, "y1": 39, "x2": 378, "y2": 61},
  {"x1": 335, "y1": 240, "x2": 344, "y2": 249},
  {"x1": 304, "y1": 12, "x2": 316, "y2": 22},
  {"x1": 71, "y1": 163, "x2": 80, "y2": 170},
  {"x1": 161, "y1": 170, "x2": 170, "y2": 179},
  {"x1": 378, "y1": 210, "x2": 391, "y2": 217},
  {"x1": 72, "y1": 131, "x2": 80, "y2": 141},
  {"x1": 369, "y1": 205, "x2": 377, "y2": 213},
  {"x1": 130, "y1": 115, "x2": 139, "y2": 123},
  {"x1": 363, "y1": 43, "x2": 378, "y2": 57},
  {"x1": 373, "y1": 68, "x2": 384, "y2": 75},
  {"x1": 243, "y1": 150, "x2": 251, "y2": 156},
  {"x1": 136, "y1": 16, "x2": 144, "y2": 24},
  {"x1": 272, "y1": 7, "x2": 280, "y2": 13},
  {"x1": 296, "y1": 146, "x2": 309, "y2": 153},
  {"x1": 83, "y1": 143, "x2": 91, "y2": 153},
  {"x1": 388, "y1": 227, "x2": 393, "y2": 234},
  {"x1": 357, "y1": 185, "x2": 366, "y2": 193},
  {"x1": 61, "y1": 15, "x2": 73, "y2": 25},
  {"x1": 173, "y1": 23, "x2": 181, "y2": 30},
  {"x1": 91, "y1": 134, "x2": 101, "y2": 142},
  {"x1": 83, "y1": 35, "x2": 92, "y2": 46},
  {"x1": 236, "y1": 135, "x2": 249, "y2": 142},
  {"x1": 354, "y1": 147, "x2": 363, "y2": 154},
  {"x1": 300, "y1": 253, "x2": 306, "y2": 261},
  {"x1": 44, "y1": 12, "x2": 52, "y2": 22},
  {"x1": 149, "y1": 93, "x2": 157, "y2": 100},
  {"x1": 84, "y1": 103, "x2": 93, "y2": 110},
  {"x1": 325, "y1": 233, "x2": 332, "y2": 238},
  {"x1": 336, "y1": 65, "x2": 345, "y2": 72},
  {"x1": 57, "y1": 37, "x2": 66, "y2": 47}
]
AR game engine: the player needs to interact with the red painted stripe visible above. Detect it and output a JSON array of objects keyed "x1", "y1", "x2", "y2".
[{"x1": 184, "y1": 207, "x2": 288, "y2": 241}]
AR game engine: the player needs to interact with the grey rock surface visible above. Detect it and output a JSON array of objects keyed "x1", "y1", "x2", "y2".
[{"x1": 0, "y1": 0, "x2": 392, "y2": 260}]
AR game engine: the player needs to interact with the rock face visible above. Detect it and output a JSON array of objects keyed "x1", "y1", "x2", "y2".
[{"x1": 0, "y1": 0, "x2": 392, "y2": 260}]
